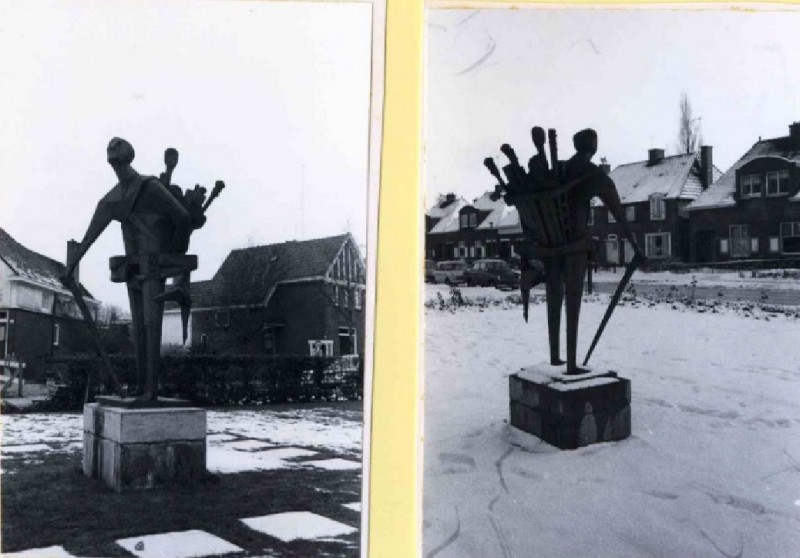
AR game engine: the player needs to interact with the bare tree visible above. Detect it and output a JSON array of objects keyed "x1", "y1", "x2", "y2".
[{"x1": 677, "y1": 91, "x2": 702, "y2": 155}]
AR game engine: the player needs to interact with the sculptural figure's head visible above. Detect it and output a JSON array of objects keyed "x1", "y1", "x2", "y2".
[
  {"x1": 164, "y1": 147, "x2": 179, "y2": 170},
  {"x1": 573, "y1": 129, "x2": 598, "y2": 158},
  {"x1": 107, "y1": 137, "x2": 135, "y2": 166}
]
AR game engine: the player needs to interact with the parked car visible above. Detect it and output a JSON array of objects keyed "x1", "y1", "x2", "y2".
[
  {"x1": 463, "y1": 259, "x2": 520, "y2": 289},
  {"x1": 432, "y1": 260, "x2": 468, "y2": 285},
  {"x1": 425, "y1": 259, "x2": 436, "y2": 283}
]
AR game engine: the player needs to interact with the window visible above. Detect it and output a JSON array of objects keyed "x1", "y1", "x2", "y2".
[
  {"x1": 626, "y1": 206, "x2": 635, "y2": 222},
  {"x1": 766, "y1": 170, "x2": 790, "y2": 196},
  {"x1": 338, "y1": 327, "x2": 357, "y2": 356},
  {"x1": 309, "y1": 340, "x2": 333, "y2": 357},
  {"x1": 729, "y1": 225, "x2": 751, "y2": 258},
  {"x1": 200, "y1": 333, "x2": 208, "y2": 349},
  {"x1": 215, "y1": 311, "x2": 230, "y2": 328},
  {"x1": 720, "y1": 239, "x2": 729, "y2": 255},
  {"x1": 458, "y1": 241, "x2": 466, "y2": 257},
  {"x1": 354, "y1": 289, "x2": 362, "y2": 310},
  {"x1": 264, "y1": 328, "x2": 276, "y2": 355},
  {"x1": 645, "y1": 233, "x2": 671, "y2": 258},
  {"x1": 469, "y1": 213, "x2": 477, "y2": 227},
  {"x1": 780, "y1": 222, "x2": 800, "y2": 254},
  {"x1": 769, "y1": 237, "x2": 780, "y2": 253},
  {"x1": 649, "y1": 195, "x2": 666, "y2": 221},
  {"x1": 333, "y1": 285, "x2": 339, "y2": 306},
  {"x1": 53, "y1": 323, "x2": 60, "y2": 347},
  {"x1": 740, "y1": 174, "x2": 761, "y2": 198},
  {"x1": 587, "y1": 207, "x2": 594, "y2": 226},
  {"x1": 607, "y1": 208, "x2": 616, "y2": 223},
  {"x1": 475, "y1": 240, "x2": 484, "y2": 258}
]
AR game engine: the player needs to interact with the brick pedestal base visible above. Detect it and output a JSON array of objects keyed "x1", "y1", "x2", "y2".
[
  {"x1": 83, "y1": 402, "x2": 206, "y2": 492},
  {"x1": 509, "y1": 363, "x2": 631, "y2": 450}
]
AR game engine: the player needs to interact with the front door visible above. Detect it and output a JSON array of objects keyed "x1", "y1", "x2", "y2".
[
  {"x1": 695, "y1": 230, "x2": 716, "y2": 263},
  {"x1": 606, "y1": 236, "x2": 619, "y2": 265},
  {"x1": 623, "y1": 236, "x2": 636, "y2": 264}
]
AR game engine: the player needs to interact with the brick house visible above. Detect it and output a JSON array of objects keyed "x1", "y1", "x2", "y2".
[
  {"x1": 685, "y1": 123, "x2": 800, "y2": 263},
  {"x1": 590, "y1": 148, "x2": 720, "y2": 264},
  {"x1": 426, "y1": 192, "x2": 527, "y2": 262},
  {"x1": 163, "y1": 234, "x2": 365, "y2": 358},
  {"x1": 0, "y1": 227, "x2": 98, "y2": 380}
]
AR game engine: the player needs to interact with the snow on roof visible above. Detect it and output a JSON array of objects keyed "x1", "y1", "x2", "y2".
[
  {"x1": 688, "y1": 137, "x2": 800, "y2": 210},
  {"x1": 428, "y1": 198, "x2": 469, "y2": 234},
  {"x1": 608, "y1": 153, "x2": 718, "y2": 204},
  {"x1": 0, "y1": 226, "x2": 94, "y2": 298},
  {"x1": 476, "y1": 204, "x2": 520, "y2": 232},
  {"x1": 427, "y1": 194, "x2": 468, "y2": 219},
  {"x1": 472, "y1": 191, "x2": 504, "y2": 211}
]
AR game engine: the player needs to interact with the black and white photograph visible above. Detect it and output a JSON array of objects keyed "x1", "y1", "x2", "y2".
[
  {"x1": 0, "y1": 1, "x2": 380, "y2": 556},
  {"x1": 424, "y1": 6, "x2": 800, "y2": 557}
]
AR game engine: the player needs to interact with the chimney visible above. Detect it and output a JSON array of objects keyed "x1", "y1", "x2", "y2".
[
  {"x1": 700, "y1": 145, "x2": 713, "y2": 189},
  {"x1": 647, "y1": 148, "x2": 665, "y2": 166},
  {"x1": 790, "y1": 122, "x2": 800, "y2": 145},
  {"x1": 66, "y1": 239, "x2": 80, "y2": 284},
  {"x1": 600, "y1": 156, "x2": 611, "y2": 175}
]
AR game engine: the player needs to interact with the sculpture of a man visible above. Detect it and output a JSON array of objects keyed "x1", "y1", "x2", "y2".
[
  {"x1": 63, "y1": 138, "x2": 215, "y2": 400},
  {"x1": 486, "y1": 127, "x2": 642, "y2": 375}
]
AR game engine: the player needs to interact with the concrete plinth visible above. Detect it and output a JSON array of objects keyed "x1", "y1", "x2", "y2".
[
  {"x1": 509, "y1": 363, "x2": 631, "y2": 450},
  {"x1": 83, "y1": 402, "x2": 207, "y2": 491}
]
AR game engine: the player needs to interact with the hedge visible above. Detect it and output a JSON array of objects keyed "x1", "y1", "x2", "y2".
[{"x1": 41, "y1": 355, "x2": 363, "y2": 411}]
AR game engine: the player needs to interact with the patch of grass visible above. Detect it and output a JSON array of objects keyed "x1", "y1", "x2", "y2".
[{"x1": 1, "y1": 451, "x2": 361, "y2": 557}]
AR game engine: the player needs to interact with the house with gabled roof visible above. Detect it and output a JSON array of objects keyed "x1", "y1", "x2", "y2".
[
  {"x1": 0, "y1": 227, "x2": 98, "y2": 380},
  {"x1": 425, "y1": 191, "x2": 528, "y2": 261},
  {"x1": 685, "y1": 122, "x2": 800, "y2": 263},
  {"x1": 590, "y1": 147, "x2": 720, "y2": 264},
  {"x1": 162, "y1": 233, "x2": 365, "y2": 358}
]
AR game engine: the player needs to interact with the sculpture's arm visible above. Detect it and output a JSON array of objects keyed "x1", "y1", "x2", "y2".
[
  {"x1": 594, "y1": 174, "x2": 645, "y2": 258},
  {"x1": 64, "y1": 200, "x2": 114, "y2": 280}
]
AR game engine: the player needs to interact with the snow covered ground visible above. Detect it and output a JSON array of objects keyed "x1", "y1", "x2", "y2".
[
  {"x1": 1, "y1": 407, "x2": 362, "y2": 475},
  {"x1": 423, "y1": 285, "x2": 800, "y2": 558}
]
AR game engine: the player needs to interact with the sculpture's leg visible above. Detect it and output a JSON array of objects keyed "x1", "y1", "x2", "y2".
[
  {"x1": 564, "y1": 251, "x2": 589, "y2": 375},
  {"x1": 140, "y1": 278, "x2": 166, "y2": 401},
  {"x1": 127, "y1": 284, "x2": 146, "y2": 396},
  {"x1": 544, "y1": 256, "x2": 565, "y2": 366}
]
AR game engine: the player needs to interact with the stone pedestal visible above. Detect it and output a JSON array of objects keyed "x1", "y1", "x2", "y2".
[
  {"x1": 83, "y1": 402, "x2": 207, "y2": 492},
  {"x1": 509, "y1": 363, "x2": 631, "y2": 450}
]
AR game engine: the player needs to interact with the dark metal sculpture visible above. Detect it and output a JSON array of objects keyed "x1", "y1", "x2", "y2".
[
  {"x1": 62, "y1": 138, "x2": 223, "y2": 401},
  {"x1": 485, "y1": 127, "x2": 642, "y2": 375}
]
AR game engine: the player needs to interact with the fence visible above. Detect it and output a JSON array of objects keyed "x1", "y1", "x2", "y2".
[{"x1": 44, "y1": 354, "x2": 363, "y2": 410}]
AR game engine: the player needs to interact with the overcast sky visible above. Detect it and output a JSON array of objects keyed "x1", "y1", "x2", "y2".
[
  {"x1": 0, "y1": 0, "x2": 372, "y2": 308},
  {"x1": 426, "y1": 6, "x2": 800, "y2": 203}
]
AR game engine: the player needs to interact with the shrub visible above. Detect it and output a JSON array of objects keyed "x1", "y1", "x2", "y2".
[{"x1": 40, "y1": 354, "x2": 363, "y2": 411}]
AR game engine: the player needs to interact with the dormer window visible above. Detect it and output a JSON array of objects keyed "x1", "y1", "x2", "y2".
[
  {"x1": 460, "y1": 212, "x2": 478, "y2": 229},
  {"x1": 740, "y1": 174, "x2": 761, "y2": 198},
  {"x1": 766, "y1": 170, "x2": 789, "y2": 196},
  {"x1": 649, "y1": 194, "x2": 665, "y2": 221}
]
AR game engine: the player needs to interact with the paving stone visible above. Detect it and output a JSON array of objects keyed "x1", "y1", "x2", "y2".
[
  {"x1": 2, "y1": 545, "x2": 76, "y2": 557},
  {"x1": 241, "y1": 511, "x2": 357, "y2": 542},
  {"x1": 303, "y1": 458, "x2": 361, "y2": 471},
  {"x1": 116, "y1": 529, "x2": 243, "y2": 558}
]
